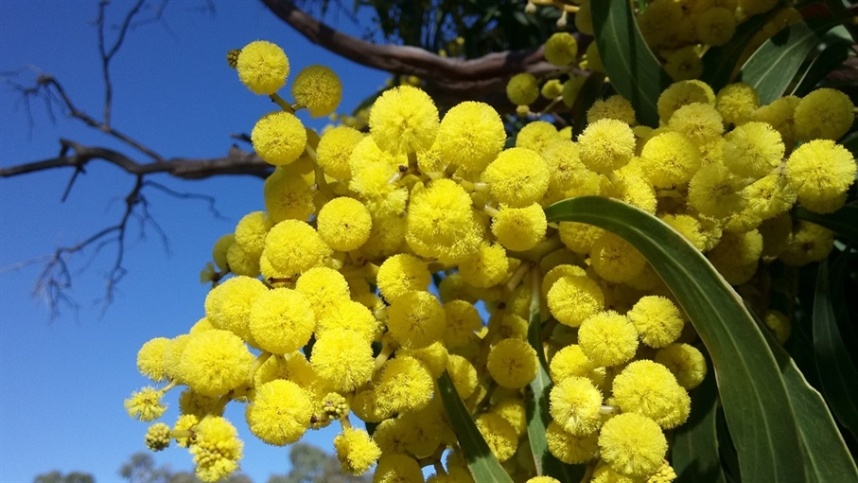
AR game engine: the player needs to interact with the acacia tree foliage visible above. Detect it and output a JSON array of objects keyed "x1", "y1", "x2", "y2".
[{"x1": 7, "y1": 1, "x2": 858, "y2": 482}]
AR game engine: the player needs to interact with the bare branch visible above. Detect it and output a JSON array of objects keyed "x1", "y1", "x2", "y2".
[
  {"x1": 259, "y1": 0, "x2": 557, "y2": 106},
  {"x1": 96, "y1": 0, "x2": 147, "y2": 126},
  {"x1": 0, "y1": 139, "x2": 272, "y2": 181}
]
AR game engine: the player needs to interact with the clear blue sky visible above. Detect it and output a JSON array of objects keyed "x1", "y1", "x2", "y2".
[{"x1": 0, "y1": 1, "x2": 387, "y2": 482}]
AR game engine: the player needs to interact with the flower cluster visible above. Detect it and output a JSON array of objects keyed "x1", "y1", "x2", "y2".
[
  {"x1": 515, "y1": 2, "x2": 794, "y2": 115},
  {"x1": 126, "y1": 39, "x2": 855, "y2": 482}
]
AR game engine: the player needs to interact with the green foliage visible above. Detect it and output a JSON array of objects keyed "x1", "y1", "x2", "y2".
[
  {"x1": 590, "y1": 0, "x2": 668, "y2": 126},
  {"x1": 437, "y1": 371, "x2": 514, "y2": 483}
]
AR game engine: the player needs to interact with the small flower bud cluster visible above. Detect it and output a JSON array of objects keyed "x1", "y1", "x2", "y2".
[{"x1": 127, "y1": 39, "x2": 855, "y2": 482}]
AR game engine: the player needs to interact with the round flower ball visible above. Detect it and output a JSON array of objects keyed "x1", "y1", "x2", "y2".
[
  {"x1": 369, "y1": 85, "x2": 439, "y2": 155},
  {"x1": 291, "y1": 65, "x2": 342, "y2": 117},
  {"x1": 251, "y1": 111, "x2": 307, "y2": 166},
  {"x1": 544, "y1": 32, "x2": 578, "y2": 66},
  {"x1": 236, "y1": 40, "x2": 289, "y2": 95},
  {"x1": 249, "y1": 288, "x2": 316, "y2": 355},
  {"x1": 482, "y1": 147, "x2": 550, "y2": 207},
  {"x1": 549, "y1": 376, "x2": 603, "y2": 436},
  {"x1": 507, "y1": 72, "x2": 540, "y2": 106},
  {"x1": 598, "y1": 413, "x2": 667, "y2": 478},
  {"x1": 794, "y1": 88, "x2": 854, "y2": 141},
  {"x1": 487, "y1": 338, "x2": 538, "y2": 389},
  {"x1": 578, "y1": 311, "x2": 639, "y2": 367},
  {"x1": 246, "y1": 379, "x2": 312, "y2": 445},
  {"x1": 785, "y1": 139, "x2": 856, "y2": 214},
  {"x1": 317, "y1": 197, "x2": 372, "y2": 251}
]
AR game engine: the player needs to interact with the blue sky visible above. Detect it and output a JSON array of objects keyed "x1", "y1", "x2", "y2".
[{"x1": 0, "y1": 1, "x2": 387, "y2": 481}]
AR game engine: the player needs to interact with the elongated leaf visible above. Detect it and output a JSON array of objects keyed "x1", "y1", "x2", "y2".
[
  {"x1": 790, "y1": 34, "x2": 851, "y2": 97},
  {"x1": 765, "y1": 329, "x2": 858, "y2": 482},
  {"x1": 672, "y1": 367, "x2": 726, "y2": 483},
  {"x1": 813, "y1": 260, "x2": 858, "y2": 436},
  {"x1": 437, "y1": 371, "x2": 514, "y2": 483},
  {"x1": 544, "y1": 196, "x2": 806, "y2": 483},
  {"x1": 794, "y1": 204, "x2": 858, "y2": 247},
  {"x1": 525, "y1": 273, "x2": 585, "y2": 481},
  {"x1": 590, "y1": 0, "x2": 669, "y2": 127},
  {"x1": 739, "y1": 19, "x2": 837, "y2": 104},
  {"x1": 701, "y1": 12, "x2": 774, "y2": 90}
]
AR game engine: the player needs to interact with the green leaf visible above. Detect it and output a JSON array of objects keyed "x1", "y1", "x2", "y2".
[
  {"x1": 525, "y1": 273, "x2": 585, "y2": 481},
  {"x1": 544, "y1": 196, "x2": 806, "y2": 482},
  {"x1": 701, "y1": 12, "x2": 774, "y2": 90},
  {"x1": 813, "y1": 260, "x2": 858, "y2": 436},
  {"x1": 739, "y1": 19, "x2": 838, "y2": 104},
  {"x1": 794, "y1": 203, "x2": 858, "y2": 247},
  {"x1": 590, "y1": 0, "x2": 669, "y2": 127},
  {"x1": 766, "y1": 331, "x2": 858, "y2": 482},
  {"x1": 790, "y1": 34, "x2": 851, "y2": 97},
  {"x1": 571, "y1": 72, "x2": 606, "y2": 136},
  {"x1": 437, "y1": 371, "x2": 514, "y2": 483},
  {"x1": 672, "y1": 367, "x2": 726, "y2": 483}
]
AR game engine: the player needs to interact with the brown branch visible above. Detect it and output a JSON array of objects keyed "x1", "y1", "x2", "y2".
[
  {"x1": 0, "y1": 139, "x2": 272, "y2": 181},
  {"x1": 259, "y1": 0, "x2": 557, "y2": 101}
]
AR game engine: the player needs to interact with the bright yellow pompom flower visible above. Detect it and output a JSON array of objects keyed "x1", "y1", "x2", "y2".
[
  {"x1": 491, "y1": 203, "x2": 548, "y2": 251},
  {"x1": 435, "y1": 101, "x2": 506, "y2": 177},
  {"x1": 475, "y1": 413, "x2": 519, "y2": 462},
  {"x1": 598, "y1": 413, "x2": 667, "y2": 478},
  {"x1": 785, "y1": 139, "x2": 856, "y2": 214},
  {"x1": 612, "y1": 360, "x2": 690, "y2": 429},
  {"x1": 794, "y1": 88, "x2": 854, "y2": 141},
  {"x1": 627, "y1": 296, "x2": 685, "y2": 348},
  {"x1": 544, "y1": 32, "x2": 578, "y2": 66},
  {"x1": 136, "y1": 337, "x2": 171, "y2": 382},
  {"x1": 545, "y1": 421, "x2": 598, "y2": 464},
  {"x1": 506, "y1": 72, "x2": 540, "y2": 106},
  {"x1": 376, "y1": 253, "x2": 430, "y2": 304},
  {"x1": 546, "y1": 272, "x2": 605, "y2": 327},
  {"x1": 262, "y1": 220, "x2": 332, "y2": 280},
  {"x1": 204, "y1": 275, "x2": 268, "y2": 342},
  {"x1": 189, "y1": 416, "x2": 244, "y2": 482},
  {"x1": 406, "y1": 178, "x2": 482, "y2": 263},
  {"x1": 487, "y1": 338, "x2": 538, "y2": 389},
  {"x1": 236, "y1": 40, "x2": 288, "y2": 95},
  {"x1": 316, "y1": 197, "x2": 372, "y2": 251},
  {"x1": 291, "y1": 65, "x2": 342, "y2": 117},
  {"x1": 639, "y1": 131, "x2": 700, "y2": 188},
  {"x1": 387, "y1": 290, "x2": 447, "y2": 349},
  {"x1": 246, "y1": 379, "x2": 312, "y2": 445},
  {"x1": 316, "y1": 126, "x2": 364, "y2": 180},
  {"x1": 578, "y1": 311, "x2": 639, "y2": 367},
  {"x1": 374, "y1": 356, "x2": 434, "y2": 414},
  {"x1": 310, "y1": 329, "x2": 373, "y2": 392},
  {"x1": 369, "y1": 85, "x2": 439, "y2": 155},
  {"x1": 482, "y1": 147, "x2": 550, "y2": 207},
  {"x1": 549, "y1": 375, "x2": 603, "y2": 436},
  {"x1": 179, "y1": 329, "x2": 253, "y2": 397},
  {"x1": 249, "y1": 288, "x2": 315, "y2": 355},
  {"x1": 655, "y1": 343, "x2": 708, "y2": 390},
  {"x1": 577, "y1": 119, "x2": 636, "y2": 174},
  {"x1": 251, "y1": 111, "x2": 307, "y2": 166},
  {"x1": 334, "y1": 427, "x2": 381, "y2": 475}
]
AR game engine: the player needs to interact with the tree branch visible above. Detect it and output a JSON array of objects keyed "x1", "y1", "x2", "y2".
[
  {"x1": 0, "y1": 139, "x2": 271, "y2": 180},
  {"x1": 259, "y1": 0, "x2": 557, "y2": 105}
]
